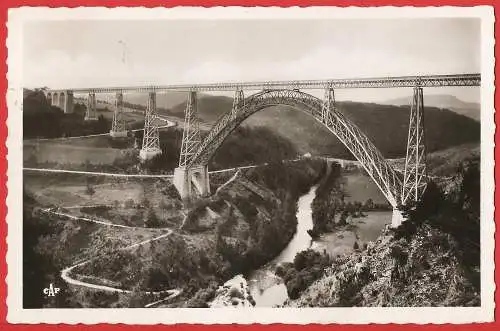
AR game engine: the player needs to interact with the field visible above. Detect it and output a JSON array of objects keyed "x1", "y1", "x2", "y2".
[
  {"x1": 426, "y1": 142, "x2": 480, "y2": 176},
  {"x1": 24, "y1": 172, "x2": 184, "y2": 226},
  {"x1": 341, "y1": 171, "x2": 387, "y2": 205},
  {"x1": 94, "y1": 107, "x2": 146, "y2": 128},
  {"x1": 23, "y1": 136, "x2": 133, "y2": 166}
]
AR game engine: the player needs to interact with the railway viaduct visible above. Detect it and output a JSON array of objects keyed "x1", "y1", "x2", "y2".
[{"x1": 44, "y1": 73, "x2": 481, "y2": 227}]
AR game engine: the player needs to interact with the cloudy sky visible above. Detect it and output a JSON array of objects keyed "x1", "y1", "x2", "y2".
[{"x1": 23, "y1": 18, "x2": 480, "y2": 102}]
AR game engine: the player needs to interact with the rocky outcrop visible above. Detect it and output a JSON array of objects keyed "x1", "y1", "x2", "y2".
[
  {"x1": 287, "y1": 224, "x2": 479, "y2": 307},
  {"x1": 209, "y1": 275, "x2": 256, "y2": 307}
]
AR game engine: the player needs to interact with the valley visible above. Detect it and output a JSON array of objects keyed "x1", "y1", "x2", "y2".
[{"x1": 22, "y1": 89, "x2": 481, "y2": 308}]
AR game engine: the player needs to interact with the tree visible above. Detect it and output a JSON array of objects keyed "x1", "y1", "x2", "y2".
[
  {"x1": 338, "y1": 210, "x2": 349, "y2": 225},
  {"x1": 85, "y1": 184, "x2": 95, "y2": 196},
  {"x1": 124, "y1": 198, "x2": 135, "y2": 209},
  {"x1": 144, "y1": 207, "x2": 160, "y2": 228},
  {"x1": 159, "y1": 199, "x2": 170, "y2": 219},
  {"x1": 363, "y1": 198, "x2": 374, "y2": 211},
  {"x1": 142, "y1": 197, "x2": 151, "y2": 208}
]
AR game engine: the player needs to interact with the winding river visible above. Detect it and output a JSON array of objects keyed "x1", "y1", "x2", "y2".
[
  {"x1": 222, "y1": 171, "x2": 393, "y2": 307},
  {"x1": 246, "y1": 181, "x2": 391, "y2": 307},
  {"x1": 246, "y1": 185, "x2": 318, "y2": 307}
]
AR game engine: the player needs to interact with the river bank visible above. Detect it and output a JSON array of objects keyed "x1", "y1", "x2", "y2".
[{"x1": 218, "y1": 169, "x2": 392, "y2": 307}]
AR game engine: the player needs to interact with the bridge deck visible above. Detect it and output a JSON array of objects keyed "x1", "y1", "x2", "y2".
[{"x1": 44, "y1": 73, "x2": 480, "y2": 93}]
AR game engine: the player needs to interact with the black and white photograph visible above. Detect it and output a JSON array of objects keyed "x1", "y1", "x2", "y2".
[{"x1": 7, "y1": 6, "x2": 495, "y2": 324}]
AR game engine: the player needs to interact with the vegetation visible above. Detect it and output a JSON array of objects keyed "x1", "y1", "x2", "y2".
[
  {"x1": 23, "y1": 191, "x2": 67, "y2": 308},
  {"x1": 276, "y1": 249, "x2": 332, "y2": 299},
  {"x1": 64, "y1": 159, "x2": 325, "y2": 307},
  {"x1": 211, "y1": 126, "x2": 298, "y2": 170},
  {"x1": 338, "y1": 101, "x2": 480, "y2": 158},
  {"x1": 134, "y1": 125, "x2": 298, "y2": 173},
  {"x1": 287, "y1": 158, "x2": 481, "y2": 307},
  {"x1": 23, "y1": 90, "x2": 111, "y2": 139},
  {"x1": 24, "y1": 89, "x2": 481, "y2": 308},
  {"x1": 185, "y1": 159, "x2": 327, "y2": 277},
  {"x1": 396, "y1": 159, "x2": 480, "y2": 280},
  {"x1": 309, "y1": 163, "x2": 390, "y2": 238},
  {"x1": 166, "y1": 95, "x2": 480, "y2": 158}
]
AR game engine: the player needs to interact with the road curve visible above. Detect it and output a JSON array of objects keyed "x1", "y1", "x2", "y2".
[
  {"x1": 40, "y1": 206, "x2": 182, "y2": 304},
  {"x1": 60, "y1": 228, "x2": 182, "y2": 305},
  {"x1": 42, "y1": 207, "x2": 173, "y2": 231}
]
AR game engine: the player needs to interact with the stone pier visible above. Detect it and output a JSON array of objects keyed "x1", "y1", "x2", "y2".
[
  {"x1": 173, "y1": 165, "x2": 210, "y2": 200},
  {"x1": 47, "y1": 91, "x2": 74, "y2": 113},
  {"x1": 391, "y1": 208, "x2": 406, "y2": 228}
]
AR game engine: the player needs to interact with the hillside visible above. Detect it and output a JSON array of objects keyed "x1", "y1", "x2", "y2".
[
  {"x1": 167, "y1": 95, "x2": 234, "y2": 123},
  {"x1": 23, "y1": 90, "x2": 111, "y2": 139},
  {"x1": 162, "y1": 95, "x2": 480, "y2": 159},
  {"x1": 382, "y1": 94, "x2": 480, "y2": 121},
  {"x1": 285, "y1": 160, "x2": 480, "y2": 307},
  {"x1": 118, "y1": 91, "x2": 188, "y2": 110},
  {"x1": 26, "y1": 88, "x2": 479, "y2": 159}
]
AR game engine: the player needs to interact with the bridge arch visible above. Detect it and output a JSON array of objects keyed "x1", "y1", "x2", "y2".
[
  {"x1": 51, "y1": 92, "x2": 59, "y2": 107},
  {"x1": 59, "y1": 92, "x2": 66, "y2": 109},
  {"x1": 187, "y1": 89, "x2": 402, "y2": 208}
]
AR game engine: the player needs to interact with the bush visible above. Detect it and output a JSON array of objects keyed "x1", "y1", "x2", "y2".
[
  {"x1": 85, "y1": 184, "x2": 95, "y2": 196},
  {"x1": 144, "y1": 208, "x2": 160, "y2": 228},
  {"x1": 279, "y1": 249, "x2": 332, "y2": 299},
  {"x1": 23, "y1": 91, "x2": 112, "y2": 138}
]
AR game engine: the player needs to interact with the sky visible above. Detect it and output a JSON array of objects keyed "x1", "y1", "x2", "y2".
[{"x1": 22, "y1": 18, "x2": 481, "y2": 103}]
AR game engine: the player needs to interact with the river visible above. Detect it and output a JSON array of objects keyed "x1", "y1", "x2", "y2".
[
  {"x1": 246, "y1": 184, "x2": 318, "y2": 307},
  {"x1": 221, "y1": 172, "x2": 392, "y2": 307},
  {"x1": 247, "y1": 183, "x2": 391, "y2": 307}
]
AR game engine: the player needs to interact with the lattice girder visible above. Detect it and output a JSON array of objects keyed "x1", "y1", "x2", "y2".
[
  {"x1": 142, "y1": 91, "x2": 160, "y2": 151},
  {"x1": 401, "y1": 87, "x2": 427, "y2": 204},
  {"x1": 85, "y1": 92, "x2": 97, "y2": 120},
  {"x1": 187, "y1": 89, "x2": 403, "y2": 207},
  {"x1": 231, "y1": 89, "x2": 245, "y2": 118},
  {"x1": 179, "y1": 91, "x2": 202, "y2": 167},
  {"x1": 112, "y1": 91, "x2": 126, "y2": 132}
]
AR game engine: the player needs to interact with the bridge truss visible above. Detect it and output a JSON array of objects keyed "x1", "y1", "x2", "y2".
[
  {"x1": 46, "y1": 73, "x2": 480, "y2": 94},
  {"x1": 140, "y1": 91, "x2": 162, "y2": 159},
  {"x1": 402, "y1": 87, "x2": 427, "y2": 205},
  {"x1": 179, "y1": 91, "x2": 202, "y2": 167},
  {"x1": 182, "y1": 89, "x2": 403, "y2": 207},
  {"x1": 85, "y1": 92, "x2": 97, "y2": 120},
  {"x1": 110, "y1": 91, "x2": 126, "y2": 136},
  {"x1": 42, "y1": 73, "x2": 480, "y2": 220}
]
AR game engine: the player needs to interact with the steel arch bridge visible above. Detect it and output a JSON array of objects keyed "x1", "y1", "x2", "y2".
[
  {"x1": 41, "y1": 73, "x2": 480, "y2": 227},
  {"x1": 186, "y1": 89, "x2": 402, "y2": 207}
]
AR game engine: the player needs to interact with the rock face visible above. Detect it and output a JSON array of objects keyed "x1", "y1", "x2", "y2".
[
  {"x1": 209, "y1": 275, "x2": 256, "y2": 307},
  {"x1": 287, "y1": 224, "x2": 479, "y2": 307}
]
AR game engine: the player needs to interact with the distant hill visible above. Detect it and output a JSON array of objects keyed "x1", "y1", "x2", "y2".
[
  {"x1": 163, "y1": 95, "x2": 480, "y2": 159},
  {"x1": 166, "y1": 95, "x2": 233, "y2": 122},
  {"x1": 111, "y1": 91, "x2": 189, "y2": 110},
  {"x1": 90, "y1": 91, "x2": 480, "y2": 159},
  {"x1": 382, "y1": 94, "x2": 480, "y2": 121}
]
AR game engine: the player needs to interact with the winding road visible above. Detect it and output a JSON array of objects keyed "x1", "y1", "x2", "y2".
[{"x1": 42, "y1": 206, "x2": 182, "y2": 307}]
